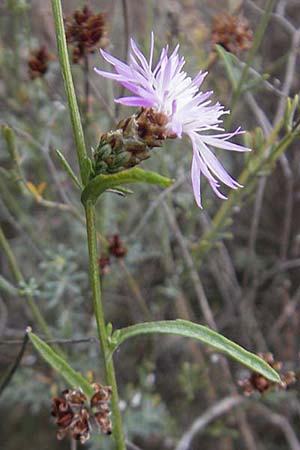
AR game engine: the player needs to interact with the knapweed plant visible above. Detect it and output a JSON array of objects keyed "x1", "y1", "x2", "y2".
[{"x1": 3, "y1": 0, "x2": 300, "y2": 449}]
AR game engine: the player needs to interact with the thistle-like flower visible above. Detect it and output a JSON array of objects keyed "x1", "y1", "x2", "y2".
[{"x1": 95, "y1": 33, "x2": 250, "y2": 208}]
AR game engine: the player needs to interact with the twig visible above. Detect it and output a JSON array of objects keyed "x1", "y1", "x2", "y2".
[
  {"x1": 0, "y1": 330, "x2": 29, "y2": 395},
  {"x1": 198, "y1": 212, "x2": 242, "y2": 308},
  {"x1": 90, "y1": 78, "x2": 117, "y2": 124},
  {"x1": 0, "y1": 225, "x2": 51, "y2": 339},
  {"x1": 268, "y1": 283, "x2": 300, "y2": 340},
  {"x1": 162, "y1": 200, "x2": 217, "y2": 330},
  {"x1": 253, "y1": 404, "x2": 300, "y2": 450},
  {"x1": 125, "y1": 441, "x2": 143, "y2": 450},
  {"x1": 0, "y1": 336, "x2": 98, "y2": 346},
  {"x1": 258, "y1": 258, "x2": 300, "y2": 287},
  {"x1": 273, "y1": 28, "x2": 300, "y2": 125},
  {"x1": 279, "y1": 154, "x2": 294, "y2": 261},
  {"x1": 128, "y1": 173, "x2": 188, "y2": 241},
  {"x1": 0, "y1": 295, "x2": 8, "y2": 336},
  {"x1": 245, "y1": 0, "x2": 295, "y2": 35},
  {"x1": 70, "y1": 437, "x2": 77, "y2": 450},
  {"x1": 0, "y1": 199, "x2": 43, "y2": 260},
  {"x1": 175, "y1": 395, "x2": 246, "y2": 450}
]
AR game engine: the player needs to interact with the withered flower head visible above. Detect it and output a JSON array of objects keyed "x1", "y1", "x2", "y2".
[
  {"x1": 239, "y1": 353, "x2": 296, "y2": 396},
  {"x1": 108, "y1": 235, "x2": 127, "y2": 259},
  {"x1": 28, "y1": 45, "x2": 53, "y2": 79},
  {"x1": 65, "y1": 4, "x2": 107, "y2": 63},
  {"x1": 211, "y1": 12, "x2": 253, "y2": 54},
  {"x1": 51, "y1": 383, "x2": 112, "y2": 443}
]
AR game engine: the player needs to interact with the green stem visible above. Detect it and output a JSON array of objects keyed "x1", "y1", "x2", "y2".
[
  {"x1": 0, "y1": 275, "x2": 18, "y2": 296},
  {"x1": 85, "y1": 201, "x2": 125, "y2": 450},
  {"x1": 51, "y1": 0, "x2": 88, "y2": 185},
  {"x1": 227, "y1": 0, "x2": 276, "y2": 127},
  {"x1": 0, "y1": 226, "x2": 51, "y2": 340},
  {"x1": 51, "y1": 1, "x2": 126, "y2": 446}
]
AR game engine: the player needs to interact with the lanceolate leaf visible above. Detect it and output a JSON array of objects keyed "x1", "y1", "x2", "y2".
[
  {"x1": 28, "y1": 331, "x2": 94, "y2": 397},
  {"x1": 111, "y1": 320, "x2": 280, "y2": 383},
  {"x1": 81, "y1": 168, "x2": 173, "y2": 205},
  {"x1": 55, "y1": 149, "x2": 82, "y2": 189}
]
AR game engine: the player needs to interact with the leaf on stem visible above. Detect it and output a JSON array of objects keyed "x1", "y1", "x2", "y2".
[
  {"x1": 81, "y1": 168, "x2": 173, "y2": 205},
  {"x1": 111, "y1": 320, "x2": 280, "y2": 383},
  {"x1": 55, "y1": 149, "x2": 83, "y2": 189},
  {"x1": 28, "y1": 329, "x2": 94, "y2": 397}
]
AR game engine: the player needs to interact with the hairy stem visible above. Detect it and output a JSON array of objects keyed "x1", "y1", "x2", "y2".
[{"x1": 85, "y1": 201, "x2": 125, "y2": 450}]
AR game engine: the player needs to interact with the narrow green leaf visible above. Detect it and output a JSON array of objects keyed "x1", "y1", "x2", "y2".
[
  {"x1": 2, "y1": 125, "x2": 20, "y2": 164},
  {"x1": 215, "y1": 45, "x2": 239, "y2": 89},
  {"x1": 81, "y1": 168, "x2": 173, "y2": 205},
  {"x1": 28, "y1": 330, "x2": 94, "y2": 397},
  {"x1": 55, "y1": 149, "x2": 82, "y2": 189},
  {"x1": 112, "y1": 320, "x2": 281, "y2": 383}
]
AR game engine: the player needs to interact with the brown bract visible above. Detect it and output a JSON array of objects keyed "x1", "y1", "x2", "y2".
[
  {"x1": 28, "y1": 46, "x2": 53, "y2": 79},
  {"x1": 238, "y1": 353, "x2": 296, "y2": 396},
  {"x1": 211, "y1": 12, "x2": 253, "y2": 55},
  {"x1": 65, "y1": 4, "x2": 107, "y2": 63}
]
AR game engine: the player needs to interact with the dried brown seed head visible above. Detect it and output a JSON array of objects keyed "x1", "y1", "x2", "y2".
[
  {"x1": 239, "y1": 353, "x2": 296, "y2": 396},
  {"x1": 108, "y1": 235, "x2": 127, "y2": 259},
  {"x1": 65, "y1": 4, "x2": 108, "y2": 63},
  {"x1": 28, "y1": 45, "x2": 53, "y2": 79},
  {"x1": 211, "y1": 12, "x2": 253, "y2": 55},
  {"x1": 51, "y1": 383, "x2": 112, "y2": 443}
]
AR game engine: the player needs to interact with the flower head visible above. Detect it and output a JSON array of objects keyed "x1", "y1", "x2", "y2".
[{"x1": 95, "y1": 33, "x2": 250, "y2": 208}]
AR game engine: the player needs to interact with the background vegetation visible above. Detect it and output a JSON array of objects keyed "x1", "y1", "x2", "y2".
[{"x1": 1, "y1": 0, "x2": 300, "y2": 449}]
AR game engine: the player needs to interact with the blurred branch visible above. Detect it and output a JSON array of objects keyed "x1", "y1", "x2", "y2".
[
  {"x1": 228, "y1": 0, "x2": 276, "y2": 124},
  {"x1": 253, "y1": 404, "x2": 300, "y2": 450},
  {"x1": 258, "y1": 258, "x2": 300, "y2": 287},
  {"x1": 175, "y1": 395, "x2": 246, "y2": 450},
  {"x1": 128, "y1": 173, "x2": 188, "y2": 240},
  {"x1": 0, "y1": 274, "x2": 18, "y2": 297},
  {"x1": 0, "y1": 294, "x2": 8, "y2": 336},
  {"x1": 125, "y1": 441, "x2": 143, "y2": 450},
  {"x1": 162, "y1": 200, "x2": 217, "y2": 330},
  {"x1": 0, "y1": 337, "x2": 98, "y2": 346},
  {"x1": 0, "y1": 199, "x2": 43, "y2": 259},
  {"x1": 0, "y1": 225, "x2": 51, "y2": 339},
  {"x1": 90, "y1": 78, "x2": 117, "y2": 124},
  {"x1": 245, "y1": 0, "x2": 295, "y2": 35},
  {"x1": 0, "y1": 331, "x2": 29, "y2": 396}
]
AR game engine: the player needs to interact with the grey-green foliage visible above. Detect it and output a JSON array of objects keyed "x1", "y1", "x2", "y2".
[{"x1": 39, "y1": 245, "x2": 88, "y2": 309}]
